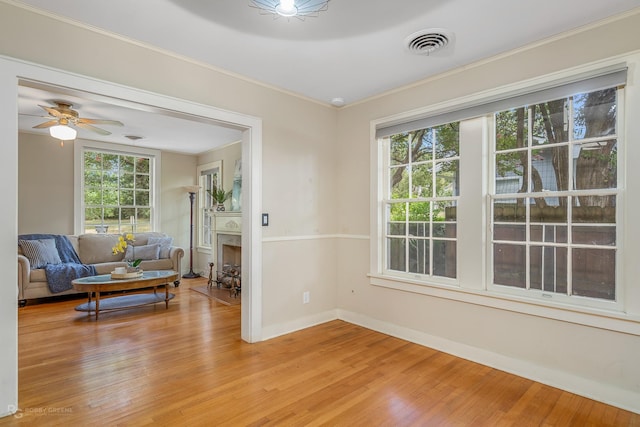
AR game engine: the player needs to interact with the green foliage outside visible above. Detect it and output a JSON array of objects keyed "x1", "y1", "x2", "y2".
[
  {"x1": 388, "y1": 123, "x2": 459, "y2": 223},
  {"x1": 83, "y1": 151, "x2": 152, "y2": 234}
]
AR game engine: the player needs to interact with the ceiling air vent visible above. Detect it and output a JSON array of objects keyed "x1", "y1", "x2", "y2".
[{"x1": 405, "y1": 29, "x2": 451, "y2": 55}]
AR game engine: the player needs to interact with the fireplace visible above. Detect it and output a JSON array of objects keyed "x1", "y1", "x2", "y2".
[
  {"x1": 213, "y1": 233, "x2": 241, "y2": 294},
  {"x1": 217, "y1": 233, "x2": 241, "y2": 271}
]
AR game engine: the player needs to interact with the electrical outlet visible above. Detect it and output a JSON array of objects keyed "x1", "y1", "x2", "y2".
[{"x1": 303, "y1": 291, "x2": 310, "y2": 304}]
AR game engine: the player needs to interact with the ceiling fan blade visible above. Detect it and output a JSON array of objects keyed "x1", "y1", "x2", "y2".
[
  {"x1": 77, "y1": 118, "x2": 124, "y2": 126},
  {"x1": 38, "y1": 104, "x2": 63, "y2": 118},
  {"x1": 76, "y1": 122, "x2": 111, "y2": 135},
  {"x1": 32, "y1": 120, "x2": 59, "y2": 129}
]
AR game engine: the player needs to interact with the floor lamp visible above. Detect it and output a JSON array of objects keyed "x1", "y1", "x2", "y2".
[{"x1": 183, "y1": 185, "x2": 201, "y2": 278}]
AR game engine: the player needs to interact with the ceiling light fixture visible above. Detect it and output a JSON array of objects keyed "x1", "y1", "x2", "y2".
[
  {"x1": 250, "y1": 0, "x2": 330, "y2": 19},
  {"x1": 49, "y1": 124, "x2": 77, "y2": 140}
]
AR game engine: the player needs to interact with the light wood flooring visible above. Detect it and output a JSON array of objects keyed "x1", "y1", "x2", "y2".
[{"x1": 1, "y1": 277, "x2": 638, "y2": 426}]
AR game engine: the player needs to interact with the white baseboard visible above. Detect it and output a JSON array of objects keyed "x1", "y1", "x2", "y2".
[
  {"x1": 336, "y1": 309, "x2": 640, "y2": 415},
  {"x1": 261, "y1": 309, "x2": 338, "y2": 341}
]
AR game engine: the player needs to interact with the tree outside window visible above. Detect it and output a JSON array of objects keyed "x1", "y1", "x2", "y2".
[
  {"x1": 83, "y1": 150, "x2": 153, "y2": 234},
  {"x1": 386, "y1": 122, "x2": 459, "y2": 279},
  {"x1": 492, "y1": 87, "x2": 618, "y2": 301}
]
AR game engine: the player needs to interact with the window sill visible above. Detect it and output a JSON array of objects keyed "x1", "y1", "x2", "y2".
[{"x1": 368, "y1": 273, "x2": 640, "y2": 336}]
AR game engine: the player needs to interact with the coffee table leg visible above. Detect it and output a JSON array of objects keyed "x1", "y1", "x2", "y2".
[
  {"x1": 86, "y1": 292, "x2": 93, "y2": 318},
  {"x1": 165, "y1": 284, "x2": 169, "y2": 309},
  {"x1": 95, "y1": 291, "x2": 100, "y2": 320}
]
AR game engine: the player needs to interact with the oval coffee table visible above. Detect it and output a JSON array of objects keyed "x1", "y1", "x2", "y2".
[{"x1": 72, "y1": 270, "x2": 179, "y2": 320}]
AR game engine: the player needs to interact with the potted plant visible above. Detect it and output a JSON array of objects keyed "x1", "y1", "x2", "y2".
[{"x1": 207, "y1": 184, "x2": 232, "y2": 211}]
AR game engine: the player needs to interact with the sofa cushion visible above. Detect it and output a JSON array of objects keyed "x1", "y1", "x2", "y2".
[
  {"x1": 147, "y1": 236, "x2": 173, "y2": 259},
  {"x1": 78, "y1": 234, "x2": 123, "y2": 265},
  {"x1": 125, "y1": 243, "x2": 160, "y2": 261},
  {"x1": 18, "y1": 239, "x2": 62, "y2": 269}
]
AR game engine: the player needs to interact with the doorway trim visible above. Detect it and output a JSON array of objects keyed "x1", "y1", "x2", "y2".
[{"x1": 0, "y1": 54, "x2": 263, "y2": 413}]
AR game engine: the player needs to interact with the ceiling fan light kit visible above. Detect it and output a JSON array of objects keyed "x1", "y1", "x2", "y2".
[
  {"x1": 250, "y1": 0, "x2": 330, "y2": 18},
  {"x1": 32, "y1": 100, "x2": 124, "y2": 141},
  {"x1": 49, "y1": 124, "x2": 77, "y2": 140}
]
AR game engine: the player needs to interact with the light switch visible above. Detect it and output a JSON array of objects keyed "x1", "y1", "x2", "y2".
[{"x1": 262, "y1": 213, "x2": 269, "y2": 226}]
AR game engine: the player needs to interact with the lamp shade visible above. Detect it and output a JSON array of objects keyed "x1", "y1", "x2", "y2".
[
  {"x1": 49, "y1": 125, "x2": 77, "y2": 140},
  {"x1": 183, "y1": 185, "x2": 201, "y2": 194}
]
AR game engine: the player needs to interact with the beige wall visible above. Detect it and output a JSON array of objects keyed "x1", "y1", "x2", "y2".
[{"x1": 18, "y1": 133, "x2": 74, "y2": 234}]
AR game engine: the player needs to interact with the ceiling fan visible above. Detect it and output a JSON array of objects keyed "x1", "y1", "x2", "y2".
[{"x1": 32, "y1": 101, "x2": 124, "y2": 136}]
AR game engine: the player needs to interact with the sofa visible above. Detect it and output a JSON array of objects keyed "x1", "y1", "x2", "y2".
[{"x1": 18, "y1": 232, "x2": 184, "y2": 306}]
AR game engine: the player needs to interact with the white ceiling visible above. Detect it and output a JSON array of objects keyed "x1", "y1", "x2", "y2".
[{"x1": 14, "y1": 0, "x2": 640, "y2": 154}]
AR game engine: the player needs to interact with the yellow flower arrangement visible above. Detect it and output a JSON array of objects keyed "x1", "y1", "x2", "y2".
[{"x1": 112, "y1": 234, "x2": 142, "y2": 268}]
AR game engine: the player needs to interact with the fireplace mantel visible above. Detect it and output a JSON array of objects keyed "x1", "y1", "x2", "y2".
[{"x1": 213, "y1": 212, "x2": 242, "y2": 235}]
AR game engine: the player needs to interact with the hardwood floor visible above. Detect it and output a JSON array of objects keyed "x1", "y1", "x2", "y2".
[{"x1": 1, "y1": 277, "x2": 638, "y2": 426}]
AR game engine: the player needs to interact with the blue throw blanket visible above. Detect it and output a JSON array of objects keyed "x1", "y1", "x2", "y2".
[{"x1": 19, "y1": 234, "x2": 97, "y2": 293}]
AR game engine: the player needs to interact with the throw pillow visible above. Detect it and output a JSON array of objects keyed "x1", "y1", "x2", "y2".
[
  {"x1": 125, "y1": 243, "x2": 160, "y2": 261},
  {"x1": 18, "y1": 239, "x2": 62, "y2": 269},
  {"x1": 147, "y1": 236, "x2": 173, "y2": 259}
]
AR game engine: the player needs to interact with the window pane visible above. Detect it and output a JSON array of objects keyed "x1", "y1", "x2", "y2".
[
  {"x1": 85, "y1": 170, "x2": 101, "y2": 186},
  {"x1": 573, "y1": 89, "x2": 616, "y2": 140},
  {"x1": 408, "y1": 202, "x2": 430, "y2": 222},
  {"x1": 574, "y1": 141, "x2": 617, "y2": 191},
  {"x1": 532, "y1": 145, "x2": 569, "y2": 191},
  {"x1": 572, "y1": 226, "x2": 616, "y2": 246},
  {"x1": 532, "y1": 99, "x2": 568, "y2": 145},
  {"x1": 409, "y1": 238, "x2": 429, "y2": 274},
  {"x1": 409, "y1": 222, "x2": 428, "y2": 237},
  {"x1": 530, "y1": 224, "x2": 567, "y2": 243},
  {"x1": 120, "y1": 190, "x2": 134, "y2": 205},
  {"x1": 493, "y1": 201, "x2": 526, "y2": 223},
  {"x1": 387, "y1": 238, "x2": 406, "y2": 272},
  {"x1": 433, "y1": 223, "x2": 456, "y2": 239},
  {"x1": 136, "y1": 174, "x2": 150, "y2": 190},
  {"x1": 572, "y1": 248, "x2": 615, "y2": 300},
  {"x1": 433, "y1": 240, "x2": 456, "y2": 278},
  {"x1": 494, "y1": 223, "x2": 525, "y2": 242},
  {"x1": 434, "y1": 122, "x2": 459, "y2": 159},
  {"x1": 495, "y1": 151, "x2": 527, "y2": 193},
  {"x1": 390, "y1": 166, "x2": 409, "y2": 199},
  {"x1": 436, "y1": 160, "x2": 459, "y2": 197},
  {"x1": 136, "y1": 158, "x2": 150, "y2": 173},
  {"x1": 120, "y1": 172, "x2": 134, "y2": 188},
  {"x1": 572, "y1": 196, "x2": 616, "y2": 223},
  {"x1": 411, "y1": 164, "x2": 432, "y2": 198},
  {"x1": 121, "y1": 156, "x2": 135, "y2": 173},
  {"x1": 530, "y1": 246, "x2": 567, "y2": 293},
  {"x1": 390, "y1": 134, "x2": 409, "y2": 166},
  {"x1": 412, "y1": 129, "x2": 433, "y2": 163},
  {"x1": 388, "y1": 202, "x2": 406, "y2": 223},
  {"x1": 493, "y1": 244, "x2": 526, "y2": 288},
  {"x1": 135, "y1": 190, "x2": 150, "y2": 206},
  {"x1": 496, "y1": 107, "x2": 528, "y2": 151}
]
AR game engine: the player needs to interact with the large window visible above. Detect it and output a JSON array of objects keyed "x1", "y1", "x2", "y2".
[
  {"x1": 197, "y1": 161, "x2": 221, "y2": 249},
  {"x1": 78, "y1": 143, "x2": 159, "y2": 234},
  {"x1": 374, "y1": 65, "x2": 628, "y2": 314},
  {"x1": 384, "y1": 123, "x2": 459, "y2": 280},
  {"x1": 491, "y1": 88, "x2": 619, "y2": 302}
]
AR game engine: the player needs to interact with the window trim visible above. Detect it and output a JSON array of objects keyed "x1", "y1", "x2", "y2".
[
  {"x1": 74, "y1": 140, "x2": 162, "y2": 235},
  {"x1": 370, "y1": 54, "x2": 640, "y2": 336}
]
